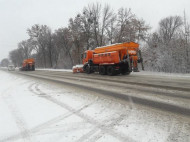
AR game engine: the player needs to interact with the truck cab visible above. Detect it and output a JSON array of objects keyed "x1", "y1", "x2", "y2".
[{"x1": 82, "y1": 50, "x2": 94, "y2": 64}]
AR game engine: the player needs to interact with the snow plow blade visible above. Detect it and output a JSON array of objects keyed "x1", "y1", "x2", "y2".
[{"x1": 72, "y1": 64, "x2": 84, "y2": 73}]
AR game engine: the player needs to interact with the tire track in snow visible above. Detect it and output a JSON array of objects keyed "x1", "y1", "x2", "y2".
[
  {"x1": 1, "y1": 105, "x2": 92, "y2": 142},
  {"x1": 166, "y1": 120, "x2": 190, "y2": 142},
  {"x1": 33, "y1": 83, "x2": 136, "y2": 142},
  {"x1": 1, "y1": 82, "x2": 93, "y2": 142},
  {"x1": 0, "y1": 83, "x2": 33, "y2": 142},
  {"x1": 76, "y1": 113, "x2": 128, "y2": 142}
]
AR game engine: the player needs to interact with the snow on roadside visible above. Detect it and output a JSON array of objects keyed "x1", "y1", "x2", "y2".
[
  {"x1": 36, "y1": 68, "x2": 72, "y2": 72},
  {"x1": 133, "y1": 70, "x2": 190, "y2": 78},
  {"x1": 0, "y1": 71, "x2": 68, "y2": 142}
]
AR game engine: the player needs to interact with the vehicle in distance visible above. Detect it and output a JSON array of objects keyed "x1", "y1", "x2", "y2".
[
  {"x1": 8, "y1": 65, "x2": 15, "y2": 71},
  {"x1": 20, "y1": 58, "x2": 35, "y2": 71}
]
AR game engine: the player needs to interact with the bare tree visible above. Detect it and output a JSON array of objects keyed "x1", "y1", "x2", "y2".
[
  {"x1": 82, "y1": 3, "x2": 113, "y2": 47},
  {"x1": 183, "y1": 11, "x2": 190, "y2": 72},
  {"x1": 144, "y1": 15, "x2": 190, "y2": 73},
  {"x1": 90, "y1": 3, "x2": 101, "y2": 47},
  {"x1": 18, "y1": 40, "x2": 33, "y2": 59},
  {"x1": 9, "y1": 2, "x2": 151, "y2": 69},
  {"x1": 69, "y1": 17, "x2": 84, "y2": 64},
  {"x1": 116, "y1": 8, "x2": 135, "y2": 42},
  {"x1": 106, "y1": 14, "x2": 117, "y2": 44},
  {"x1": 27, "y1": 24, "x2": 53, "y2": 68},
  {"x1": 54, "y1": 28, "x2": 74, "y2": 67},
  {"x1": 0, "y1": 58, "x2": 9, "y2": 67},
  {"x1": 100, "y1": 4, "x2": 113, "y2": 45},
  {"x1": 159, "y1": 16, "x2": 183, "y2": 43},
  {"x1": 9, "y1": 49, "x2": 23, "y2": 67}
]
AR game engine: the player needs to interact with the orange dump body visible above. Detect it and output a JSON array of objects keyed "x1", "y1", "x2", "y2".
[
  {"x1": 83, "y1": 42, "x2": 139, "y2": 67},
  {"x1": 93, "y1": 51, "x2": 120, "y2": 65},
  {"x1": 94, "y1": 42, "x2": 139, "y2": 54},
  {"x1": 94, "y1": 42, "x2": 139, "y2": 63}
]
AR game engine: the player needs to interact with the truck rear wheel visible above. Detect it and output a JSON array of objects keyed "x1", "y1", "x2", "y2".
[
  {"x1": 107, "y1": 66, "x2": 116, "y2": 76},
  {"x1": 99, "y1": 66, "x2": 107, "y2": 75},
  {"x1": 85, "y1": 65, "x2": 91, "y2": 74},
  {"x1": 120, "y1": 65, "x2": 130, "y2": 75},
  {"x1": 32, "y1": 65, "x2": 35, "y2": 71}
]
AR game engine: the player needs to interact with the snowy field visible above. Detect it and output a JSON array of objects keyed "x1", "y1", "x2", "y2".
[{"x1": 0, "y1": 70, "x2": 190, "y2": 142}]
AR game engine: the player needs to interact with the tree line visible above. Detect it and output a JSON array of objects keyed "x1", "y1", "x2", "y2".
[
  {"x1": 1, "y1": 3, "x2": 190, "y2": 73},
  {"x1": 144, "y1": 14, "x2": 190, "y2": 73}
]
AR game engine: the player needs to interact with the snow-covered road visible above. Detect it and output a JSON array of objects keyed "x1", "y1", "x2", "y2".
[{"x1": 0, "y1": 70, "x2": 190, "y2": 142}]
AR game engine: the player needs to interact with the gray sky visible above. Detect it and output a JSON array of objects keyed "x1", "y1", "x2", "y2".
[{"x1": 0, "y1": 0, "x2": 189, "y2": 61}]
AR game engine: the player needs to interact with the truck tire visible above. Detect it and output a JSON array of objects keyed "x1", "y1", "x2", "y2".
[
  {"x1": 120, "y1": 66, "x2": 130, "y2": 75},
  {"x1": 99, "y1": 66, "x2": 107, "y2": 75},
  {"x1": 26, "y1": 64, "x2": 29, "y2": 71},
  {"x1": 85, "y1": 65, "x2": 91, "y2": 74},
  {"x1": 32, "y1": 65, "x2": 35, "y2": 71},
  {"x1": 107, "y1": 66, "x2": 116, "y2": 76}
]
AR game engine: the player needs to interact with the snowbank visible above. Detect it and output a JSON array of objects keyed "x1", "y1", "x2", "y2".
[
  {"x1": 36, "y1": 68, "x2": 72, "y2": 72},
  {"x1": 134, "y1": 70, "x2": 190, "y2": 78}
]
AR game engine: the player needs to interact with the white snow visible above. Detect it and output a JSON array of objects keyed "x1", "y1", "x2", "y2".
[
  {"x1": 95, "y1": 43, "x2": 122, "y2": 49},
  {"x1": 0, "y1": 70, "x2": 189, "y2": 142},
  {"x1": 72, "y1": 64, "x2": 84, "y2": 68},
  {"x1": 133, "y1": 70, "x2": 190, "y2": 78},
  {"x1": 36, "y1": 68, "x2": 72, "y2": 72}
]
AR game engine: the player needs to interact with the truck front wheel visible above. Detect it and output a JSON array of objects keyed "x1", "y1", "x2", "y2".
[
  {"x1": 85, "y1": 65, "x2": 91, "y2": 74},
  {"x1": 107, "y1": 66, "x2": 116, "y2": 76}
]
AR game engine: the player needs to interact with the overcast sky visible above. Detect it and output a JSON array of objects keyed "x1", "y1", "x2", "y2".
[{"x1": 0, "y1": 0, "x2": 189, "y2": 61}]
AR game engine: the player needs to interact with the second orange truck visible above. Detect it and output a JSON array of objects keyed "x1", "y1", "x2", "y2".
[{"x1": 20, "y1": 58, "x2": 35, "y2": 71}]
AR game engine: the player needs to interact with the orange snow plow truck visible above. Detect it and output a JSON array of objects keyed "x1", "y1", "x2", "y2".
[
  {"x1": 73, "y1": 42, "x2": 144, "y2": 75},
  {"x1": 20, "y1": 58, "x2": 35, "y2": 71}
]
